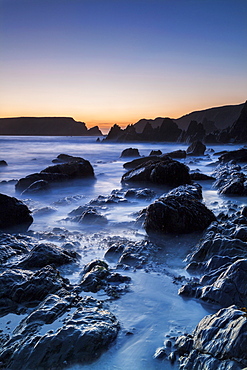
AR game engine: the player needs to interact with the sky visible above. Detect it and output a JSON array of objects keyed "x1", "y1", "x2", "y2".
[{"x1": 0, "y1": 0, "x2": 247, "y2": 131}]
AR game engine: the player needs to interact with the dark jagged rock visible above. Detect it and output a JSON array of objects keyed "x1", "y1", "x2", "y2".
[
  {"x1": 122, "y1": 157, "x2": 191, "y2": 186},
  {"x1": 175, "y1": 305, "x2": 247, "y2": 369},
  {"x1": 87, "y1": 125, "x2": 103, "y2": 136},
  {"x1": 190, "y1": 171, "x2": 215, "y2": 181},
  {"x1": 0, "y1": 160, "x2": 7, "y2": 166},
  {"x1": 123, "y1": 155, "x2": 160, "y2": 170},
  {"x1": 186, "y1": 140, "x2": 206, "y2": 156},
  {"x1": 80, "y1": 260, "x2": 131, "y2": 297},
  {"x1": 226, "y1": 101, "x2": 247, "y2": 143},
  {"x1": 52, "y1": 153, "x2": 84, "y2": 163},
  {"x1": 21, "y1": 180, "x2": 50, "y2": 195},
  {"x1": 16, "y1": 243, "x2": 80, "y2": 269},
  {"x1": 212, "y1": 161, "x2": 247, "y2": 196},
  {"x1": 164, "y1": 150, "x2": 186, "y2": 159},
  {"x1": 149, "y1": 149, "x2": 162, "y2": 156},
  {"x1": 165, "y1": 183, "x2": 203, "y2": 200},
  {"x1": 180, "y1": 120, "x2": 206, "y2": 143},
  {"x1": 0, "y1": 266, "x2": 71, "y2": 315},
  {"x1": 158, "y1": 118, "x2": 182, "y2": 142},
  {"x1": 0, "y1": 295, "x2": 119, "y2": 370},
  {"x1": 120, "y1": 148, "x2": 140, "y2": 158},
  {"x1": 0, "y1": 233, "x2": 33, "y2": 264},
  {"x1": 218, "y1": 148, "x2": 247, "y2": 163},
  {"x1": 124, "y1": 188, "x2": 156, "y2": 199},
  {"x1": 16, "y1": 158, "x2": 95, "y2": 192},
  {"x1": 104, "y1": 124, "x2": 123, "y2": 141},
  {"x1": 78, "y1": 209, "x2": 108, "y2": 225},
  {"x1": 0, "y1": 193, "x2": 33, "y2": 232},
  {"x1": 144, "y1": 185, "x2": 215, "y2": 234}
]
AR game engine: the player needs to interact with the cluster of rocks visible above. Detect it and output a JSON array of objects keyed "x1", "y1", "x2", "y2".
[
  {"x1": 104, "y1": 101, "x2": 247, "y2": 144},
  {"x1": 15, "y1": 154, "x2": 95, "y2": 194},
  {"x1": 0, "y1": 228, "x2": 132, "y2": 368}
]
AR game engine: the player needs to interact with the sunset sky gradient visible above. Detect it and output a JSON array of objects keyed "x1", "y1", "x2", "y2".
[{"x1": 1, "y1": 0, "x2": 247, "y2": 130}]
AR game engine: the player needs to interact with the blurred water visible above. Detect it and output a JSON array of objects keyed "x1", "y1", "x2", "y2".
[{"x1": 0, "y1": 136, "x2": 246, "y2": 369}]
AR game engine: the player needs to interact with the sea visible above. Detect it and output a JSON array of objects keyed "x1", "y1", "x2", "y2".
[{"x1": 0, "y1": 136, "x2": 246, "y2": 370}]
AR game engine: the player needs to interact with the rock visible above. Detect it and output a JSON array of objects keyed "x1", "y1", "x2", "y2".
[
  {"x1": 0, "y1": 193, "x2": 33, "y2": 232},
  {"x1": 212, "y1": 161, "x2": 247, "y2": 196},
  {"x1": 16, "y1": 158, "x2": 95, "y2": 192},
  {"x1": 175, "y1": 305, "x2": 247, "y2": 369},
  {"x1": 190, "y1": 171, "x2": 215, "y2": 181},
  {"x1": 186, "y1": 140, "x2": 206, "y2": 156},
  {"x1": 0, "y1": 160, "x2": 7, "y2": 166},
  {"x1": 0, "y1": 266, "x2": 71, "y2": 315},
  {"x1": 218, "y1": 148, "x2": 247, "y2": 163},
  {"x1": 120, "y1": 148, "x2": 140, "y2": 158},
  {"x1": 88, "y1": 125, "x2": 103, "y2": 136},
  {"x1": 163, "y1": 150, "x2": 186, "y2": 159},
  {"x1": 0, "y1": 296, "x2": 119, "y2": 370},
  {"x1": 21, "y1": 180, "x2": 50, "y2": 195},
  {"x1": 16, "y1": 243, "x2": 80, "y2": 269},
  {"x1": 0, "y1": 233, "x2": 33, "y2": 264},
  {"x1": 78, "y1": 209, "x2": 108, "y2": 225},
  {"x1": 180, "y1": 259, "x2": 247, "y2": 307},
  {"x1": 52, "y1": 153, "x2": 84, "y2": 163},
  {"x1": 149, "y1": 149, "x2": 162, "y2": 156},
  {"x1": 123, "y1": 155, "x2": 160, "y2": 170},
  {"x1": 80, "y1": 260, "x2": 131, "y2": 297},
  {"x1": 164, "y1": 183, "x2": 203, "y2": 200},
  {"x1": 144, "y1": 188, "x2": 215, "y2": 234},
  {"x1": 104, "y1": 124, "x2": 123, "y2": 141},
  {"x1": 122, "y1": 157, "x2": 191, "y2": 186},
  {"x1": 124, "y1": 188, "x2": 156, "y2": 199}
]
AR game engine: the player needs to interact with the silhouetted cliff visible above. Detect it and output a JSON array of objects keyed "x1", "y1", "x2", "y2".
[{"x1": 0, "y1": 117, "x2": 103, "y2": 136}]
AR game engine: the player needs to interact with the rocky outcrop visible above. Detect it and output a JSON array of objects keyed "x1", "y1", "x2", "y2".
[
  {"x1": 16, "y1": 243, "x2": 80, "y2": 269},
  {"x1": 0, "y1": 193, "x2": 33, "y2": 232},
  {"x1": 0, "y1": 160, "x2": 7, "y2": 166},
  {"x1": 212, "y1": 161, "x2": 247, "y2": 196},
  {"x1": 175, "y1": 305, "x2": 247, "y2": 369},
  {"x1": 0, "y1": 266, "x2": 71, "y2": 315},
  {"x1": 218, "y1": 148, "x2": 247, "y2": 162},
  {"x1": 0, "y1": 117, "x2": 103, "y2": 136},
  {"x1": 186, "y1": 140, "x2": 206, "y2": 156},
  {"x1": 0, "y1": 295, "x2": 119, "y2": 370},
  {"x1": 120, "y1": 148, "x2": 140, "y2": 157},
  {"x1": 144, "y1": 184, "x2": 216, "y2": 234},
  {"x1": 122, "y1": 156, "x2": 191, "y2": 186},
  {"x1": 15, "y1": 158, "x2": 95, "y2": 193}
]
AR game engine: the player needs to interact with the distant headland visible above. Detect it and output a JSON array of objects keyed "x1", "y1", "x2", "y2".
[
  {"x1": 0, "y1": 117, "x2": 102, "y2": 136},
  {"x1": 0, "y1": 102, "x2": 246, "y2": 143}
]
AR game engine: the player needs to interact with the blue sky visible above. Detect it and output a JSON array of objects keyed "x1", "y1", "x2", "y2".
[{"x1": 0, "y1": 0, "x2": 246, "y2": 130}]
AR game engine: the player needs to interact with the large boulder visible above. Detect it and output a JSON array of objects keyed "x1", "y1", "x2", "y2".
[
  {"x1": 16, "y1": 158, "x2": 95, "y2": 192},
  {"x1": 120, "y1": 148, "x2": 140, "y2": 158},
  {"x1": 186, "y1": 140, "x2": 206, "y2": 156},
  {"x1": 218, "y1": 148, "x2": 247, "y2": 163},
  {"x1": 175, "y1": 305, "x2": 247, "y2": 369},
  {"x1": 144, "y1": 185, "x2": 216, "y2": 234},
  {"x1": 122, "y1": 156, "x2": 191, "y2": 186},
  {"x1": 16, "y1": 243, "x2": 80, "y2": 269},
  {"x1": 0, "y1": 193, "x2": 33, "y2": 232}
]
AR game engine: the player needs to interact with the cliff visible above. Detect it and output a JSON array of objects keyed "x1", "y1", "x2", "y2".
[{"x1": 0, "y1": 117, "x2": 103, "y2": 136}]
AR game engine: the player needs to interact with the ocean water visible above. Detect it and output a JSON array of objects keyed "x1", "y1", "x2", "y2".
[{"x1": 0, "y1": 136, "x2": 246, "y2": 370}]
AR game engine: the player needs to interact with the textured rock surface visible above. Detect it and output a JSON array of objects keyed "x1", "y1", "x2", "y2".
[
  {"x1": 175, "y1": 305, "x2": 247, "y2": 369},
  {"x1": 0, "y1": 296, "x2": 119, "y2": 370},
  {"x1": 122, "y1": 156, "x2": 191, "y2": 186},
  {"x1": 144, "y1": 185, "x2": 215, "y2": 234},
  {"x1": 0, "y1": 193, "x2": 33, "y2": 232}
]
